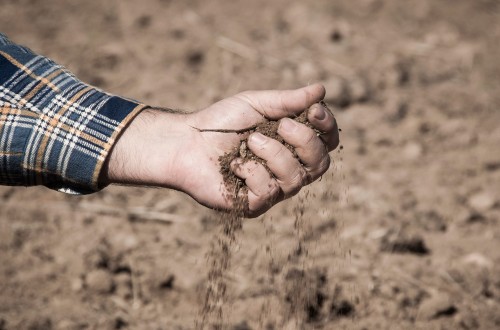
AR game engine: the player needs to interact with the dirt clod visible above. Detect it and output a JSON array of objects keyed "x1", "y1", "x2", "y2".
[
  {"x1": 381, "y1": 228, "x2": 430, "y2": 255},
  {"x1": 418, "y1": 293, "x2": 457, "y2": 320},
  {"x1": 27, "y1": 318, "x2": 52, "y2": 330},
  {"x1": 114, "y1": 273, "x2": 132, "y2": 299},
  {"x1": 468, "y1": 191, "x2": 496, "y2": 212},
  {"x1": 231, "y1": 320, "x2": 252, "y2": 330}
]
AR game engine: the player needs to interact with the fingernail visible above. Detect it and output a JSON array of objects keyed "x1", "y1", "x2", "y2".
[
  {"x1": 279, "y1": 118, "x2": 298, "y2": 133},
  {"x1": 250, "y1": 132, "x2": 267, "y2": 146},
  {"x1": 313, "y1": 105, "x2": 326, "y2": 120}
]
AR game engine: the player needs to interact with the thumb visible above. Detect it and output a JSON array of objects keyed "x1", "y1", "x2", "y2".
[{"x1": 238, "y1": 83, "x2": 326, "y2": 119}]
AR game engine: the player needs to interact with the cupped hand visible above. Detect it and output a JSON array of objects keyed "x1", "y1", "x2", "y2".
[{"x1": 103, "y1": 84, "x2": 339, "y2": 217}]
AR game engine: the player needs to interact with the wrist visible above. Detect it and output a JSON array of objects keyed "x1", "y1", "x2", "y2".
[{"x1": 100, "y1": 108, "x2": 193, "y2": 189}]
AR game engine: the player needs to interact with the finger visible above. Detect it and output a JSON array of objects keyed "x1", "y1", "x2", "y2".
[
  {"x1": 231, "y1": 159, "x2": 282, "y2": 217},
  {"x1": 277, "y1": 118, "x2": 331, "y2": 180},
  {"x1": 237, "y1": 84, "x2": 326, "y2": 119},
  {"x1": 247, "y1": 132, "x2": 306, "y2": 197},
  {"x1": 307, "y1": 103, "x2": 340, "y2": 151},
  {"x1": 240, "y1": 187, "x2": 283, "y2": 218},
  {"x1": 235, "y1": 188, "x2": 277, "y2": 218},
  {"x1": 230, "y1": 159, "x2": 280, "y2": 204}
]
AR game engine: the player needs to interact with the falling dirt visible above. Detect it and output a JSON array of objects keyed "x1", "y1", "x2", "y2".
[{"x1": 199, "y1": 104, "x2": 330, "y2": 329}]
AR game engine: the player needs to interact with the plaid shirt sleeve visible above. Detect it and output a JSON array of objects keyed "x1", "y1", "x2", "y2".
[{"x1": 0, "y1": 33, "x2": 148, "y2": 194}]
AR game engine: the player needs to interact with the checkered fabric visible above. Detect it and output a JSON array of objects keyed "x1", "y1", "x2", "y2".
[{"x1": 0, "y1": 33, "x2": 147, "y2": 194}]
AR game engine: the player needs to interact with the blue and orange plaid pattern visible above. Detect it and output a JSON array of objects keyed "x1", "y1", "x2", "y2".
[{"x1": 0, "y1": 33, "x2": 147, "y2": 194}]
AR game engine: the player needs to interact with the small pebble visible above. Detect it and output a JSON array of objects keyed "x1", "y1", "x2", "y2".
[
  {"x1": 114, "y1": 273, "x2": 132, "y2": 299},
  {"x1": 109, "y1": 232, "x2": 139, "y2": 254},
  {"x1": 461, "y1": 253, "x2": 493, "y2": 270},
  {"x1": 86, "y1": 269, "x2": 114, "y2": 294},
  {"x1": 468, "y1": 191, "x2": 496, "y2": 212},
  {"x1": 349, "y1": 78, "x2": 370, "y2": 103},
  {"x1": 385, "y1": 93, "x2": 408, "y2": 122},
  {"x1": 329, "y1": 21, "x2": 351, "y2": 43},
  {"x1": 380, "y1": 55, "x2": 411, "y2": 87},
  {"x1": 71, "y1": 277, "x2": 84, "y2": 292},
  {"x1": 403, "y1": 142, "x2": 423, "y2": 160}
]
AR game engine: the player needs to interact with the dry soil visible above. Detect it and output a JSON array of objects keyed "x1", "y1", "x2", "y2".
[{"x1": 1, "y1": 0, "x2": 499, "y2": 329}]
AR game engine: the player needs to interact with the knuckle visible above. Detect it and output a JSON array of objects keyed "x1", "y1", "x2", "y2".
[
  {"x1": 268, "y1": 181, "x2": 281, "y2": 198},
  {"x1": 317, "y1": 155, "x2": 331, "y2": 175},
  {"x1": 250, "y1": 184, "x2": 279, "y2": 217},
  {"x1": 286, "y1": 167, "x2": 307, "y2": 193},
  {"x1": 278, "y1": 91, "x2": 291, "y2": 113},
  {"x1": 271, "y1": 143, "x2": 287, "y2": 158},
  {"x1": 302, "y1": 88, "x2": 312, "y2": 106},
  {"x1": 237, "y1": 90, "x2": 253, "y2": 99},
  {"x1": 289, "y1": 169, "x2": 302, "y2": 186},
  {"x1": 257, "y1": 184, "x2": 280, "y2": 206},
  {"x1": 306, "y1": 153, "x2": 330, "y2": 179},
  {"x1": 303, "y1": 130, "x2": 318, "y2": 147},
  {"x1": 236, "y1": 91, "x2": 257, "y2": 107},
  {"x1": 245, "y1": 161, "x2": 260, "y2": 174}
]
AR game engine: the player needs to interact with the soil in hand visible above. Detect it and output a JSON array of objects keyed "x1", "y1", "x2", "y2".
[{"x1": 216, "y1": 102, "x2": 331, "y2": 207}]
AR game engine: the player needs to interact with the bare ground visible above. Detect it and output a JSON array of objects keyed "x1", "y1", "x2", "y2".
[{"x1": 1, "y1": 0, "x2": 499, "y2": 329}]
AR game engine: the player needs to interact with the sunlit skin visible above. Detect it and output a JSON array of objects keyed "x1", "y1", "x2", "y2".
[{"x1": 102, "y1": 84, "x2": 339, "y2": 217}]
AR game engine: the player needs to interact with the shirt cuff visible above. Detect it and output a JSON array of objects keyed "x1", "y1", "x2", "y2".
[
  {"x1": 0, "y1": 33, "x2": 149, "y2": 194},
  {"x1": 49, "y1": 97, "x2": 148, "y2": 195},
  {"x1": 30, "y1": 92, "x2": 148, "y2": 195}
]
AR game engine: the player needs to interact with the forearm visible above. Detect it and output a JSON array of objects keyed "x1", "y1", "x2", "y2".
[{"x1": 100, "y1": 109, "x2": 194, "y2": 191}]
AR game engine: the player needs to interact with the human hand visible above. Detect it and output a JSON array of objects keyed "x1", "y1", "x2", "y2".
[{"x1": 102, "y1": 84, "x2": 339, "y2": 217}]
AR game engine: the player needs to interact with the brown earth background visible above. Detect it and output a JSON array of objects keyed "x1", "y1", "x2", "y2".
[{"x1": 1, "y1": 0, "x2": 500, "y2": 329}]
